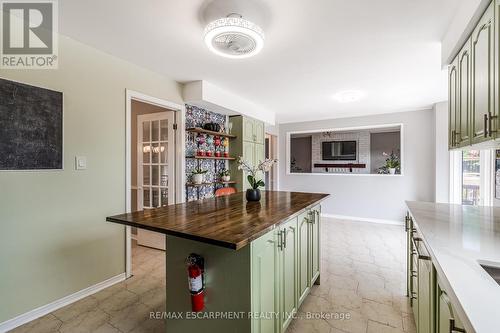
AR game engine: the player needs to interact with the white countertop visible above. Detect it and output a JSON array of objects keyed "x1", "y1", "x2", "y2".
[{"x1": 406, "y1": 201, "x2": 500, "y2": 333}]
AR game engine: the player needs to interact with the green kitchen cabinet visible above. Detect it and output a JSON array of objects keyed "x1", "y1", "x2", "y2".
[
  {"x1": 471, "y1": 1, "x2": 496, "y2": 144},
  {"x1": 297, "y1": 210, "x2": 310, "y2": 306},
  {"x1": 417, "y1": 246, "x2": 434, "y2": 333},
  {"x1": 449, "y1": 54, "x2": 459, "y2": 149},
  {"x1": 244, "y1": 117, "x2": 256, "y2": 142},
  {"x1": 457, "y1": 40, "x2": 472, "y2": 147},
  {"x1": 229, "y1": 116, "x2": 266, "y2": 192},
  {"x1": 278, "y1": 217, "x2": 298, "y2": 332},
  {"x1": 242, "y1": 117, "x2": 265, "y2": 144},
  {"x1": 251, "y1": 228, "x2": 279, "y2": 333},
  {"x1": 436, "y1": 281, "x2": 466, "y2": 333},
  {"x1": 309, "y1": 205, "x2": 321, "y2": 285},
  {"x1": 254, "y1": 121, "x2": 265, "y2": 144}
]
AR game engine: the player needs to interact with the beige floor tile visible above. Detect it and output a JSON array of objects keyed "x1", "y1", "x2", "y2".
[{"x1": 9, "y1": 314, "x2": 62, "y2": 333}]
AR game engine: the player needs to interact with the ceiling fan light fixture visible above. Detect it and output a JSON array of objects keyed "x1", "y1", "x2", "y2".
[{"x1": 204, "y1": 15, "x2": 265, "y2": 59}]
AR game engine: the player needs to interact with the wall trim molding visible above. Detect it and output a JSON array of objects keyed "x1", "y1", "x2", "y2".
[
  {"x1": 321, "y1": 213, "x2": 403, "y2": 226},
  {"x1": 0, "y1": 273, "x2": 126, "y2": 332}
]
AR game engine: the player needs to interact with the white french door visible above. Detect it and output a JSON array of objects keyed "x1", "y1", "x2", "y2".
[{"x1": 137, "y1": 112, "x2": 175, "y2": 249}]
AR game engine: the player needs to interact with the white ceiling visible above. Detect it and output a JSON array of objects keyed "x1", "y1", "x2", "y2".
[{"x1": 59, "y1": 0, "x2": 462, "y2": 123}]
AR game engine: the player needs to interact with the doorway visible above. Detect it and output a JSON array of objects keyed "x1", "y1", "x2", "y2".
[{"x1": 126, "y1": 90, "x2": 185, "y2": 278}]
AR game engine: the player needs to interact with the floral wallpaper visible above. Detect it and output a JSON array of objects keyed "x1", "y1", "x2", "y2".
[{"x1": 185, "y1": 104, "x2": 228, "y2": 201}]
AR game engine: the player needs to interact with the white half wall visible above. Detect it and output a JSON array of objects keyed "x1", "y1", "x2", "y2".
[
  {"x1": 278, "y1": 109, "x2": 436, "y2": 222},
  {"x1": 434, "y1": 101, "x2": 450, "y2": 203}
]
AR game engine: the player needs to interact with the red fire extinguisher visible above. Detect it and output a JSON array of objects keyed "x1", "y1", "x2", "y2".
[{"x1": 186, "y1": 253, "x2": 205, "y2": 312}]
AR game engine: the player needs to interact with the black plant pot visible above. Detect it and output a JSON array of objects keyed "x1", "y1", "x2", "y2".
[{"x1": 246, "y1": 189, "x2": 261, "y2": 202}]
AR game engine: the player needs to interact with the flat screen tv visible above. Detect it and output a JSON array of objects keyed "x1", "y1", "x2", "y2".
[{"x1": 322, "y1": 141, "x2": 357, "y2": 161}]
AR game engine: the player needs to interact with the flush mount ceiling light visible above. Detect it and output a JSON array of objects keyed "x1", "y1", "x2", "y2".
[
  {"x1": 332, "y1": 90, "x2": 365, "y2": 103},
  {"x1": 204, "y1": 13, "x2": 265, "y2": 59}
]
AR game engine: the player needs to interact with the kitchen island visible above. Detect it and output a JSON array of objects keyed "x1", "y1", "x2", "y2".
[{"x1": 107, "y1": 191, "x2": 329, "y2": 333}]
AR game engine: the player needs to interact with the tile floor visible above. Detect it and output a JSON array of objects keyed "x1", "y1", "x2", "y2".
[{"x1": 10, "y1": 219, "x2": 415, "y2": 333}]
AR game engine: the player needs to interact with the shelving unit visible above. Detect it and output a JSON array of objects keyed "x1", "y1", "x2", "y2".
[
  {"x1": 186, "y1": 155, "x2": 236, "y2": 160},
  {"x1": 186, "y1": 129, "x2": 238, "y2": 200},
  {"x1": 186, "y1": 181, "x2": 237, "y2": 187},
  {"x1": 186, "y1": 127, "x2": 237, "y2": 139}
]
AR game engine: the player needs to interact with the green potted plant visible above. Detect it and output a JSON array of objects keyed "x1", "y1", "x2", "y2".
[
  {"x1": 219, "y1": 168, "x2": 231, "y2": 182},
  {"x1": 237, "y1": 157, "x2": 278, "y2": 201},
  {"x1": 381, "y1": 151, "x2": 400, "y2": 175},
  {"x1": 191, "y1": 167, "x2": 207, "y2": 185}
]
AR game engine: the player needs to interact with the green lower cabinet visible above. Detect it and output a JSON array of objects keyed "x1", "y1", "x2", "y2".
[
  {"x1": 309, "y1": 205, "x2": 320, "y2": 285},
  {"x1": 417, "y1": 257, "x2": 434, "y2": 333},
  {"x1": 279, "y1": 218, "x2": 298, "y2": 332},
  {"x1": 436, "y1": 282, "x2": 466, "y2": 333},
  {"x1": 297, "y1": 210, "x2": 310, "y2": 306},
  {"x1": 251, "y1": 207, "x2": 321, "y2": 333},
  {"x1": 251, "y1": 228, "x2": 279, "y2": 333}
]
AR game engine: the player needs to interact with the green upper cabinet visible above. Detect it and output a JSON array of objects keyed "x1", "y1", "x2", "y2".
[
  {"x1": 448, "y1": 1, "x2": 500, "y2": 149},
  {"x1": 254, "y1": 121, "x2": 265, "y2": 145},
  {"x1": 278, "y1": 217, "x2": 298, "y2": 332},
  {"x1": 251, "y1": 229, "x2": 279, "y2": 333},
  {"x1": 243, "y1": 117, "x2": 256, "y2": 142},
  {"x1": 449, "y1": 55, "x2": 459, "y2": 149},
  {"x1": 457, "y1": 40, "x2": 472, "y2": 147},
  {"x1": 243, "y1": 117, "x2": 265, "y2": 144},
  {"x1": 471, "y1": 1, "x2": 495, "y2": 144}
]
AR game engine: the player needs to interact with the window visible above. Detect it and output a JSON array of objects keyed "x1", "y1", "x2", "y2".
[
  {"x1": 462, "y1": 150, "x2": 480, "y2": 205},
  {"x1": 287, "y1": 124, "x2": 402, "y2": 175}
]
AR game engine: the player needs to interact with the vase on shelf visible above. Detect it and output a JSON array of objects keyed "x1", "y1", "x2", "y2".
[
  {"x1": 389, "y1": 168, "x2": 396, "y2": 175},
  {"x1": 246, "y1": 189, "x2": 261, "y2": 202},
  {"x1": 221, "y1": 175, "x2": 230, "y2": 182},
  {"x1": 192, "y1": 174, "x2": 204, "y2": 184}
]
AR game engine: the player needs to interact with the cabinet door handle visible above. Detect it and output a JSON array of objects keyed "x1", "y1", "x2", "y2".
[
  {"x1": 484, "y1": 114, "x2": 488, "y2": 137},
  {"x1": 488, "y1": 112, "x2": 497, "y2": 137},
  {"x1": 282, "y1": 229, "x2": 287, "y2": 249},
  {"x1": 412, "y1": 237, "x2": 431, "y2": 261},
  {"x1": 277, "y1": 230, "x2": 283, "y2": 250},
  {"x1": 449, "y1": 319, "x2": 466, "y2": 333}
]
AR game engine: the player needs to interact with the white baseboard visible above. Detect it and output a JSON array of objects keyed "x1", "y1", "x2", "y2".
[
  {"x1": 321, "y1": 213, "x2": 403, "y2": 226},
  {"x1": 0, "y1": 273, "x2": 126, "y2": 332}
]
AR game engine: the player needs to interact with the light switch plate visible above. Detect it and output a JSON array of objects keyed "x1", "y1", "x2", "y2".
[{"x1": 75, "y1": 156, "x2": 87, "y2": 170}]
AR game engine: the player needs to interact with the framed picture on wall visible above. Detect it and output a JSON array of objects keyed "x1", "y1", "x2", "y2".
[{"x1": 0, "y1": 78, "x2": 63, "y2": 170}]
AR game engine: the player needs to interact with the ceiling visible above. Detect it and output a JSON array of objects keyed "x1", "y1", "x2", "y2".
[{"x1": 59, "y1": 0, "x2": 462, "y2": 123}]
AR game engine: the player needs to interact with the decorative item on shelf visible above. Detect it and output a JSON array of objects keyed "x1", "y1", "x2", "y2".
[
  {"x1": 223, "y1": 151, "x2": 229, "y2": 158},
  {"x1": 206, "y1": 150, "x2": 213, "y2": 157},
  {"x1": 206, "y1": 135, "x2": 214, "y2": 146},
  {"x1": 215, "y1": 151, "x2": 221, "y2": 157},
  {"x1": 203, "y1": 122, "x2": 221, "y2": 132},
  {"x1": 191, "y1": 167, "x2": 208, "y2": 185},
  {"x1": 227, "y1": 122, "x2": 233, "y2": 134},
  {"x1": 222, "y1": 137, "x2": 229, "y2": 157},
  {"x1": 196, "y1": 133, "x2": 206, "y2": 145},
  {"x1": 219, "y1": 168, "x2": 231, "y2": 182},
  {"x1": 197, "y1": 148, "x2": 206, "y2": 157},
  {"x1": 237, "y1": 157, "x2": 278, "y2": 202},
  {"x1": 377, "y1": 151, "x2": 400, "y2": 175},
  {"x1": 214, "y1": 136, "x2": 221, "y2": 147}
]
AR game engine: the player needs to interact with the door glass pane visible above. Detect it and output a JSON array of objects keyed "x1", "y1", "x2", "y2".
[
  {"x1": 152, "y1": 188, "x2": 159, "y2": 207},
  {"x1": 160, "y1": 143, "x2": 167, "y2": 164},
  {"x1": 152, "y1": 120, "x2": 159, "y2": 141},
  {"x1": 160, "y1": 166, "x2": 168, "y2": 187},
  {"x1": 161, "y1": 188, "x2": 168, "y2": 206},
  {"x1": 462, "y1": 150, "x2": 480, "y2": 205},
  {"x1": 142, "y1": 144, "x2": 151, "y2": 163},
  {"x1": 151, "y1": 165, "x2": 159, "y2": 186},
  {"x1": 152, "y1": 143, "x2": 160, "y2": 163},
  {"x1": 142, "y1": 121, "x2": 150, "y2": 142},
  {"x1": 143, "y1": 165, "x2": 150, "y2": 185},
  {"x1": 143, "y1": 188, "x2": 150, "y2": 207},
  {"x1": 160, "y1": 119, "x2": 168, "y2": 141}
]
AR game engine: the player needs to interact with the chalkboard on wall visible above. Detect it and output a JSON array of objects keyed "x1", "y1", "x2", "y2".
[{"x1": 0, "y1": 78, "x2": 63, "y2": 170}]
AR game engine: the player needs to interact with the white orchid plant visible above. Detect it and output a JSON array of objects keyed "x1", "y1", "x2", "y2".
[{"x1": 237, "y1": 157, "x2": 278, "y2": 190}]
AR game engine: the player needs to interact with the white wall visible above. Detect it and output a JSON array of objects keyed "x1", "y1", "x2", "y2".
[
  {"x1": 434, "y1": 102, "x2": 450, "y2": 203},
  {"x1": 279, "y1": 109, "x2": 436, "y2": 222}
]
